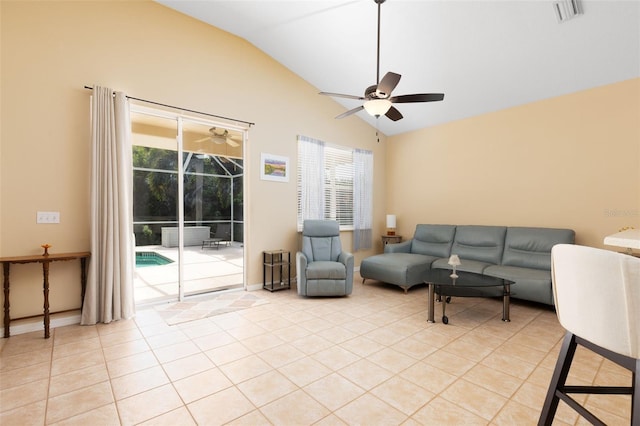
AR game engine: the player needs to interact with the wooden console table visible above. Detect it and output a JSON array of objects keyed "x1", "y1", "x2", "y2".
[{"x1": 1, "y1": 251, "x2": 90, "y2": 338}]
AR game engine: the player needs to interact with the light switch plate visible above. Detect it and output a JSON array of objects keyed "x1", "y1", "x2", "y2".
[{"x1": 37, "y1": 211, "x2": 60, "y2": 224}]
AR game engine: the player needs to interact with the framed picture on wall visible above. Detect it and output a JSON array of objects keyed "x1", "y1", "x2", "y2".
[{"x1": 260, "y1": 153, "x2": 289, "y2": 182}]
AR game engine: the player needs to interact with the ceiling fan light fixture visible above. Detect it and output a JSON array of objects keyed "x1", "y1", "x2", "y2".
[
  {"x1": 363, "y1": 99, "x2": 392, "y2": 116},
  {"x1": 319, "y1": 0, "x2": 444, "y2": 122}
]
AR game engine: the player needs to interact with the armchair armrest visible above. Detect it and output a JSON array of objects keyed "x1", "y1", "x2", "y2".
[
  {"x1": 338, "y1": 251, "x2": 354, "y2": 267},
  {"x1": 338, "y1": 251, "x2": 355, "y2": 295},
  {"x1": 385, "y1": 239, "x2": 412, "y2": 254},
  {"x1": 296, "y1": 251, "x2": 308, "y2": 296}
]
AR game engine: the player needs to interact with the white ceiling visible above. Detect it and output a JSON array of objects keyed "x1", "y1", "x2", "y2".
[{"x1": 156, "y1": 0, "x2": 640, "y2": 136}]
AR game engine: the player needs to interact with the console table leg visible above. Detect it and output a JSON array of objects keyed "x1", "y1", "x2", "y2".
[
  {"x1": 3, "y1": 263, "x2": 10, "y2": 338},
  {"x1": 42, "y1": 261, "x2": 51, "y2": 338}
]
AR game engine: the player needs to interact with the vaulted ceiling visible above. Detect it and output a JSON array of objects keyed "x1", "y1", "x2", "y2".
[{"x1": 156, "y1": 0, "x2": 640, "y2": 136}]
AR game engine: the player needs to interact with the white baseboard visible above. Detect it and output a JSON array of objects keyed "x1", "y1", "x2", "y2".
[
  {"x1": 5, "y1": 313, "x2": 81, "y2": 338},
  {"x1": 246, "y1": 283, "x2": 263, "y2": 291}
]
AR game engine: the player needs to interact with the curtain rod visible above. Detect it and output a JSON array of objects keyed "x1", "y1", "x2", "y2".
[{"x1": 83, "y1": 86, "x2": 254, "y2": 127}]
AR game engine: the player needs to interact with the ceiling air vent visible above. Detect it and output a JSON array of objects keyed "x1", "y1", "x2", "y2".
[{"x1": 553, "y1": 0, "x2": 583, "y2": 23}]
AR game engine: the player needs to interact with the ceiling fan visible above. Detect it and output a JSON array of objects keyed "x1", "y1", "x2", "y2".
[
  {"x1": 320, "y1": 0, "x2": 444, "y2": 122},
  {"x1": 194, "y1": 127, "x2": 241, "y2": 147}
]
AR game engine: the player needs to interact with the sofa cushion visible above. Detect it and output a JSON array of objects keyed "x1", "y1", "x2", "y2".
[
  {"x1": 450, "y1": 225, "x2": 506, "y2": 264},
  {"x1": 360, "y1": 253, "x2": 437, "y2": 288},
  {"x1": 305, "y1": 280, "x2": 348, "y2": 297},
  {"x1": 502, "y1": 227, "x2": 575, "y2": 270},
  {"x1": 484, "y1": 265, "x2": 554, "y2": 305},
  {"x1": 305, "y1": 261, "x2": 346, "y2": 280},
  {"x1": 411, "y1": 224, "x2": 456, "y2": 257},
  {"x1": 431, "y1": 258, "x2": 493, "y2": 274}
]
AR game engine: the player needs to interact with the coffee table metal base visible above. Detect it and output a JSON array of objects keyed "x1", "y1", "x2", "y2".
[{"x1": 426, "y1": 282, "x2": 512, "y2": 324}]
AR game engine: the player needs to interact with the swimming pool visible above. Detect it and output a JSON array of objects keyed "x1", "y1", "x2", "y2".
[{"x1": 135, "y1": 252, "x2": 174, "y2": 268}]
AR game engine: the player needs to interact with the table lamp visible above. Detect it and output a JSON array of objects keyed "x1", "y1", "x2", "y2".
[
  {"x1": 386, "y1": 214, "x2": 396, "y2": 236},
  {"x1": 448, "y1": 254, "x2": 461, "y2": 278}
]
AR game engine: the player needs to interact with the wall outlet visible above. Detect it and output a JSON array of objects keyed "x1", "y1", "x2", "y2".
[{"x1": 37, "y1": 211, "x2": 60, "y2": 224}]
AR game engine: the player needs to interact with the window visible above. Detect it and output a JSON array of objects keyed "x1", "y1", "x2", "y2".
[{"x1": 297, "y1": 135, "x2": 373, "y2": 243}]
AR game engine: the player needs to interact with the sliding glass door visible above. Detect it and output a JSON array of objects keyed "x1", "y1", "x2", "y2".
[{"x1": 130, "y1": 107, "x2": 245, "y2": 305}]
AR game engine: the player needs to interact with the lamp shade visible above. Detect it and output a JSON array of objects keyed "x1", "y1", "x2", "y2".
[
  {"x1": 448, "y1": 254, "x2": 461, "y2": 266},
  {"x1": 364, "y1": 99, "x2": 392, "y2": 116},
  {"x1": 386, "y1": 214, "x2": 396, "y2": 228}
]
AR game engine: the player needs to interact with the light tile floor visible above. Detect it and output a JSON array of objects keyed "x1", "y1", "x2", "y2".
[{"x1": 0, "y1": 274, "x2": 633, "y2": 425}]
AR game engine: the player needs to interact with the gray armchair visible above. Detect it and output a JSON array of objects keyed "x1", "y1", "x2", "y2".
[{"x1": 296, "y1": 220, "x2": 354, "y2": 296}]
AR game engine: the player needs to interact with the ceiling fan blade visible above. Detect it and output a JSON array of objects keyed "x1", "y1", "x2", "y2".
[
  {"x1": 319, "y1": 91, "x2": 365, "y2": 101},
  {"x1": 194, "y1": 136, "x2": 210, "y2": 143},
  {"x1": 390, "y1": 93, "x2": 445, "y2": 103},
  {"x1": 385, "y1": 106, "x2": 403, "y2": 122},
  {"x1": 376, "y1": 72, "x2": 401, "y2": 98},
  {"x1": 226, "y1": 138, "x2": 240, "y2": 148},
  {"x1": 320, "y1": 0, "x2": 444, "y2": 124},
  {"x1": 336, "y1": 105, "x2": 364, "y2": 119}
]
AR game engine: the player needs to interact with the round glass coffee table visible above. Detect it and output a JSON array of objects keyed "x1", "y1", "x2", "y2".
[{"x1": 423, "y1": 269, "x2": 515, "y2": 324}]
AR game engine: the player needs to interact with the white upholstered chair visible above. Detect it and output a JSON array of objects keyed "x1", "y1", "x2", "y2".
[{"x1": 539, "y1": 244, "x2": 639, "y2": 425}]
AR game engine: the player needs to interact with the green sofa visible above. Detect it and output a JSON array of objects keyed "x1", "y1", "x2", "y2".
[{"x1": 359, "y1": 224, "x2": 575, "y2": 305}]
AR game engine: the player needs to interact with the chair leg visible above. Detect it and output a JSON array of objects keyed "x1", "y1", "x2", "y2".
[
  {"x1": 538, "y1": 332, "x2": 578, "y2": 426},
  {"x1": 633, "y1": 359, "x2": 639, "y2": 425}
]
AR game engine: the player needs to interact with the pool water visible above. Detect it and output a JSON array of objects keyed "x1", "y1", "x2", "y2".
[{"x1": 136, "y1": 252, "x2": 174, "y2": 268}]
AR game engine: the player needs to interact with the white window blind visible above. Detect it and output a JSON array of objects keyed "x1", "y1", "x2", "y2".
[
  {"x1": 323, "y1": 145, "x2": 353, "y2": 227},
  {"x1": 297, "y1": 136, "x2": 373, "y2": 249}
]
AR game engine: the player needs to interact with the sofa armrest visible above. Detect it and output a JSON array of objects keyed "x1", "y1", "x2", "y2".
[{"x1": 385, "y1": 239, "x2": 412, "y2": 254}]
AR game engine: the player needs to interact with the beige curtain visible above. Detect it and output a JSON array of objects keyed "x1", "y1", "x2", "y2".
[
  {"x1": 81, "y1": 86, "x2": 135, "y2": 325},
  {"x1": 297, "y1": 135, "x2": 325, "y2": 228},
  {"x1": 353, "y1": 148, "x2": 373, "y2": 251}
]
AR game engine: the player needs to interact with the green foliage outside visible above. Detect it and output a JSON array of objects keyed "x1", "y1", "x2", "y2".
[{"x1": 133, "y1": 146, "x2": 243, "y2": 245}]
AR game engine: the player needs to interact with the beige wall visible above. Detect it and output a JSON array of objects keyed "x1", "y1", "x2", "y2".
[
  {"x1": 2, "y1": 1, "x2": 638, "y2": 321},
  {"x1": 0, "y1": 1, "x2": 386, "y2": 317},
  {"x1": 387, "y1": 78, "x2": 640, "y2": 248}
]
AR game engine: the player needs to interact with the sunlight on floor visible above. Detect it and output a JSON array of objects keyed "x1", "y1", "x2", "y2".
[{"x1": 134, "y1": 243, "x2": 244, "y2": 305}]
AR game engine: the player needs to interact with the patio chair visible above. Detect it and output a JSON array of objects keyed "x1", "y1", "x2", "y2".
[
  {"x1": 538, "y1": 244, "x2": 639, "y2": 425},
  {"x1": 202, "y1": 223, "x2": 232, "y2": 249}
]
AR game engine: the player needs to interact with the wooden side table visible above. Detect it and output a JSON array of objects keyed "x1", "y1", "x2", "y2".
[
  {"x1": 382, "y1": 235, "x2": 402, "y2": 245},
  {"x1": 1, "y1": 251, "x2": 91, "y2": 338}
]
